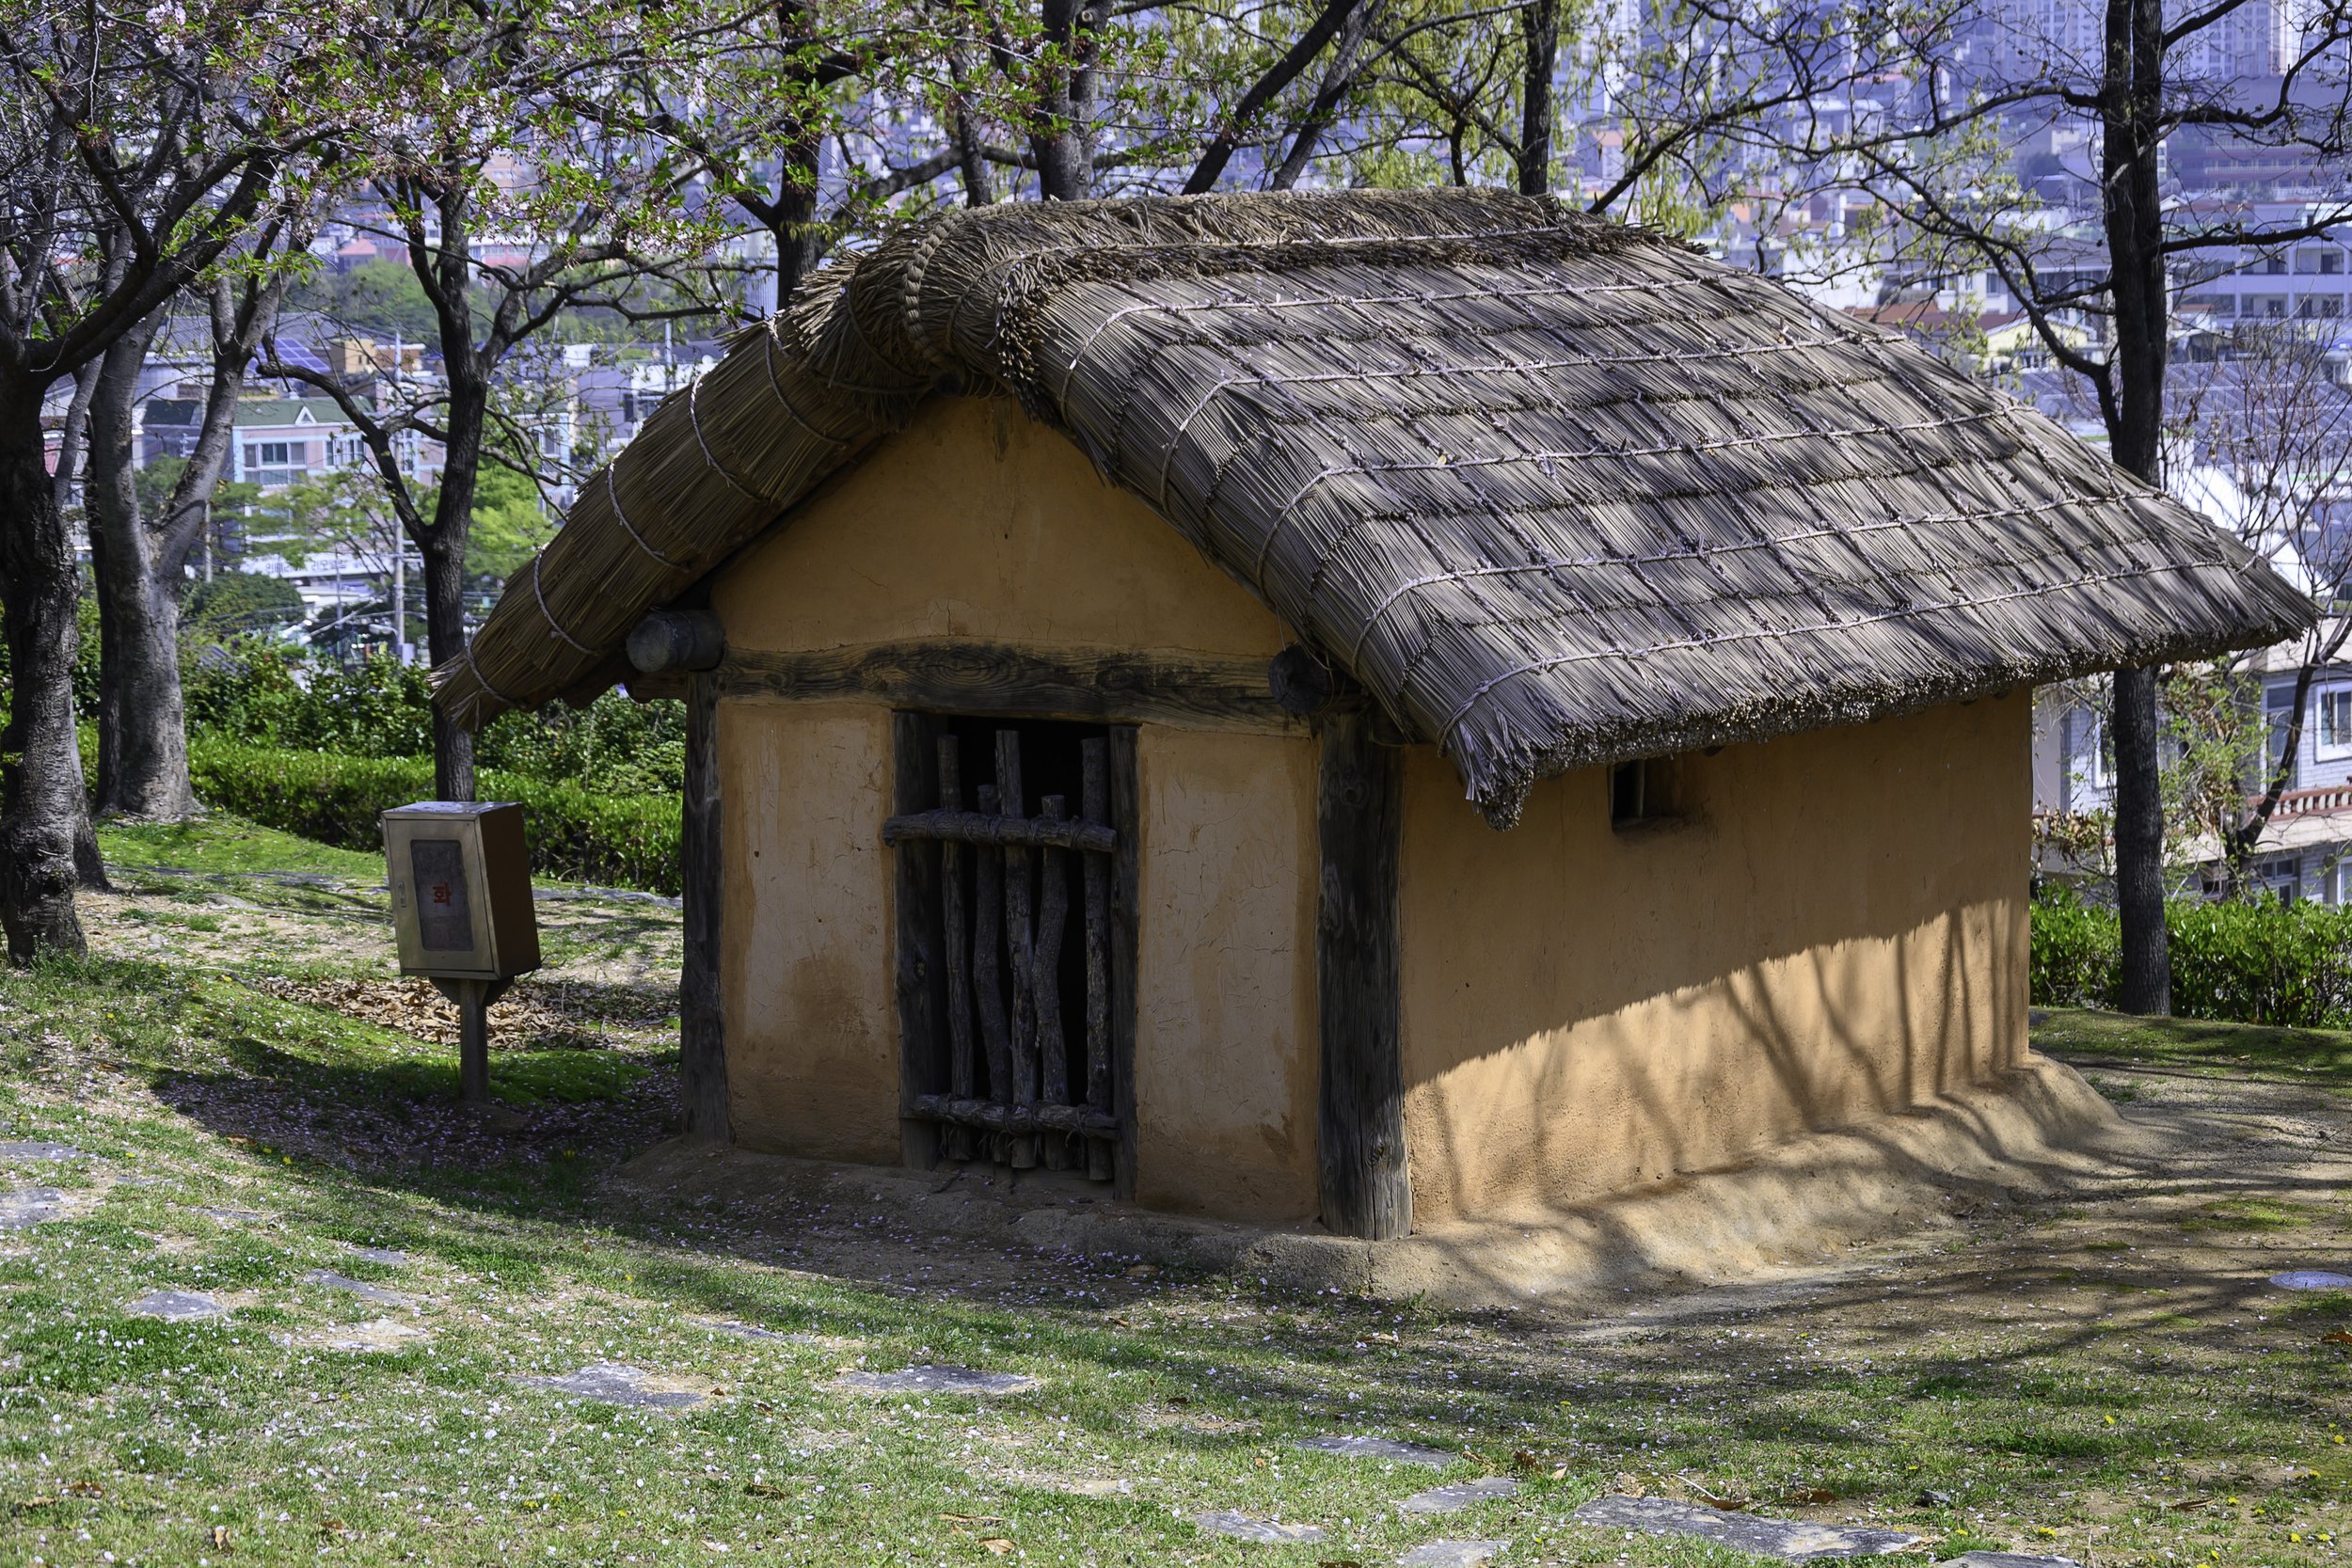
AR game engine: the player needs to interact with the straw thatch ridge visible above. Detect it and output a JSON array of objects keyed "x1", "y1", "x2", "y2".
[{"x1": 436, "y1": 187, "x2": 2312, "y2": 827}]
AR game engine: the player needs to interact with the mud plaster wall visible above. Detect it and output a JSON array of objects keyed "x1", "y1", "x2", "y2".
[
  {"x1": 717, "y1": 700, "x2": 900, "y2": 1164},
  {"x1": 1134, "y1": 726, "x2": 1318, "y2": 1219},
  {"x1": 709, "y1": 397, "x2": 1318, "y2": 1217},
  {"x1": 1397, "y1": 690, "x2": 2032, "y2": 1226}
]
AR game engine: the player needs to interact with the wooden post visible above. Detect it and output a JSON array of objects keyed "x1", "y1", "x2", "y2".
[
  {"x1": 972, "y1": 783, "x2": 1013, "y2": 1164},
  {"x1": 1106, "y1": 726, "x2": 1141, "y2": 1200},
  {"x1": 937, "y1": 736, "x2": 977, "y2": 1163},
  {"x1": 433, "y1": 975, "x2": 512, "y2": 1104},
  {"x1": 678, "y1": 670, "x2": 731, "y2": 1141},
  {"x1": 1315, "y1": 707, "x2": 1408, "y2": 1241},
  {"x1": 1036, "y1": 795, "x2": 1073, "y2": 1170},
  {"x1": 894, "y1": 711, "x2": 946, "y2": 1170},
  {"x1": 1080, "y1": 739, "x2": 1114, "y2": 1182},
  {"x1": 458, "y1": 980, "x2": 491, "y2": 1102},
  {"x1": 996, "y1": 731, "x2": 1039, "y2": 1168}
]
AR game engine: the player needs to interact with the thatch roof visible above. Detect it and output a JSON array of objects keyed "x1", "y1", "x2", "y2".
[{"x1": 437, "y1": 188, "x2": 2312, "y2": 827}]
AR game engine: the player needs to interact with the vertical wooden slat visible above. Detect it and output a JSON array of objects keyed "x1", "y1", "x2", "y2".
[
  {"x1": 678, "y1": 671, "x2": 731, "y2": 1142},
  {"x1": 1035, "y1": 795, "x2": 1073, "y2": 1171},
  {"x1": 892, "y1": 710, "x2": 946, "y2": 1171},
  {"x1": 1315, "y1": 707, "x2": 1409, "y2": 1240},
  {"x1": 1080, "y1": 739, "x2": 1113, "y2": 1181},
  {"x1": 972, "y1": 782, "x2": 1013, "y2": 1164},
  {"x1": 995, "y1": 729, "x2": 1039, "y2": 1169},
  {"x1": 1106, "y1": 725, "x2": 1141, "y2": 1200},
  {"x1": 937, "y1": 736, "x2": 976, "y2": 1163}
]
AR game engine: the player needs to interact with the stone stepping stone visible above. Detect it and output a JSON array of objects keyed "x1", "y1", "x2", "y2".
[
  {"x1": 1569, "y1": 1497, "x2": 1921, "y2": 1560},
  {"x1": 1298, "y1": 1434, "x2": 1456, "y2": 1467},
  {"x1": 1945, "y1": 1555, "x2": 2080, "y2": 1568},
  {"x1": 0, "y1": 1140, "x2": 83, "y2": 1161},
  {"x1": 302, "y1": 1269, "x2": 416, "y2": 1307},
  {"x1": 308, "y1": 1317, "x2": 428, "y2": 1353},
  {"x1": 1400, "y1": 1478, "x2": 1518, "y2": 1515},
  {"x1": 1056, "y1": 1477, "x2": 1132, "y2": 1497},
  {"x1": 836, "y1": 1365, "x2": 1035, "y2": 1396},
  {"x1": 527, "y1": 1363, "x2": 707, "y2": 1409},
  {"x1": 1189, "y1": 1511, "x2": 1325, "y2": 1544},
  {"x1": 347, "y1": 1245, "x2": 408, "y2": 1265},
  {"x1": 696, "y1": 1317, "x2": 803, "y2": 1342},
  {"x1": 127, "y1": 1290, "x2": 227, "y2": 1322},
  {"x1": 1399, "y1": 1543, "x2": 1508, "y2": 1568},
  {"x1": 2270, "y1": 1270, "x2": 2352, "y2": 1291},
  {"x1": 0, "y1": 1187, "x2": 68, "y2": 1230}
]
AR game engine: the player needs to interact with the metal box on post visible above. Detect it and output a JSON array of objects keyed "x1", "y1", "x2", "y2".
[{"x1": 382, "y1": 801, "x2": 541, "y2": 1100}]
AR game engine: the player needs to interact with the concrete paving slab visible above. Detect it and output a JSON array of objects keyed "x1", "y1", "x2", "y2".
[
  {"x1": 1298, "y1": 1434, "x2": 1456, "y2": 1466},
  {"x1": 301, "y1": 1269, "x2": 415, "y2": 1307},
  {"x1": 1398, "y1": 1542, "x2": 1508, "y2": 1567},
  {"x1": 1189, "y1": 1511, "x2": 1325, "y2": 1544},
  {"x1": 2270, "y1": 1270, "x2": 2352, "y2": 1291},
  {"x1": 836, "y1": 1364, "x2": 1036, "y2": 1395},
  {"x1": 0, "y1": 1141, "x2": 84, "y2": 1161},
  {"x1": 127, "y1": 1290, "x2": 227, "y2": 1322},
  {"x1": 1399, "y1": 1478, "x2": 1518, "y2": 1515},
  {"x1": 0, "y1": 1187, "x2": 68, "y2": 1230},
  {"x1": 527, "y1": 1363, "x2": 707, "y2": 1408},
  {"x1": 1569, "y1": 1496, "x2": 1921, "y2": 1560}
]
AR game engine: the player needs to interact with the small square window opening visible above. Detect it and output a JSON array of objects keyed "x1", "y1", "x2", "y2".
[{"x1": 1611, "y1": 756, "x2": 1682, "y2": 828}]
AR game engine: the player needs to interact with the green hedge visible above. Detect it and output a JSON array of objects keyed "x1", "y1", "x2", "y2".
[
  {"x1": 2031, "y1": 885, "x2": 2352, "y2": 1028},
  {"x1": 185, "y1": 738, "x2": 682, "y2": 895}
]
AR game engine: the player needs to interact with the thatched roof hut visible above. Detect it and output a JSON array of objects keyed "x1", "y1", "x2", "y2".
[
  {"x1": 437, "y1": 190, "x2": 2306, "y2": 1243},
  {"x1": 437, "y1": 187, "x2": 2304, "y2": 826}
]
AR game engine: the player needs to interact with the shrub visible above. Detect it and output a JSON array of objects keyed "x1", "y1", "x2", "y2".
[
  {"x1": 185, "y1": 738, "x2": 681, "y2": 895},
  {"x1": 478, "y1": 688, "x2": 686, "y2": 796},
  {"x1": 183, "y1": 641, "x2": 436, "y2": 754},
  {"x1": 2028, "y1": 884, "x2": 2119, "y2": 1010},
  {"x1": 2169, "y1": 899, "x2": 2352, "y2": 1029},
  {"x1": 2031, "y1": 883, "x2": 2352, "y2": 1028},
  {"x1": 183, "y1": 640, "x2": 684, "y2": 795}
]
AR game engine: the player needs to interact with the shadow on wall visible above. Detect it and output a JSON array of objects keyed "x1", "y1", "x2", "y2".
[{"x1": 1400, "y1": 692, "x2": 2032, "y2": 1222}]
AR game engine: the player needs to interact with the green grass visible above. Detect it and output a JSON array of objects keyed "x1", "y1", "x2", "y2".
[
  {"x1": 98, "y1": 815, "x2": 384, "y2": 880},
  {"x1": 0, "y1": 823, "x2": 2345, "y2": 1565},
  {"x1": 2035, "y1": 1005, "x2": 2352, "y2": 1093}
]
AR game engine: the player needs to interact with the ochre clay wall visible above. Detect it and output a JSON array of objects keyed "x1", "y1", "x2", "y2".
[
  {"x1": 709, "y1": 397, "x2": 1319, "y2": 1218},
  {"x1": 1396, "y1": 691, "x2": 2032, "y2": 1226},
  {"x1": 712, "y1": 397, "x2": 1286, "y2": 658},
  {"x1": 717, "y1": 701, "x2": 901, "y2": 1165},
  {"x1": 1133, "y1": 727, "x2": 1318, "y2": 1218}
]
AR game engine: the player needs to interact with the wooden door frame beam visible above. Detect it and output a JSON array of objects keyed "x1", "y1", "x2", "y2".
[{"x1": 1316, "y1": 707, "x2": 1410, "y2": 1240}]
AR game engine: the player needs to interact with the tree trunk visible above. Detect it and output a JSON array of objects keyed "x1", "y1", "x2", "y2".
[
  {"x1": 948, "y1": 41, "x2": 995, "y2": 207},
  {"x1": 1268, "y1": 1, "x2": 1380, "y2": 191},
  {"x1": 2111, "y1": 665, "x2": 2168, "y2": 1006},
  {"x1": 1518, "y1": 0, "x2": 1560, "y2": 196},
  {"x1": 87, "y1": 325, "x2": 200, "y2": 821},
  {"x1": 2101, "y1": 0, "x2": 2171, "y2": 1014},
  {"x1": 1032, "y1": 0, "x2": 1097, "y2": 200},
  {"x1": 421, "y1": 531, "x2": 475, "y2": 802},
  {"x1": 0, "y1": 400, "x2": 95, "y2": 959},
  {"x1": 50, "y1": 362, "x2": 99, "y2": 515},
  {"x1": 773, "y1": 133, "x2": 828, "y2": 300}
]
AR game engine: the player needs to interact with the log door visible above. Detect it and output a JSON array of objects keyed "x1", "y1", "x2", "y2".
[{"x1": 885, "y1": 715, "x2": 1137, "y2": 1194}]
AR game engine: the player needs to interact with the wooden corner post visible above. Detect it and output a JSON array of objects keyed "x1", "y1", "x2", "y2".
[
  {"x1": 1315, "y1": 706, "x2": 1408, "y2": 1241},
  {"x1": 893, "y1": 711, "x2": 949, "y2": 1169},
  {"x1": 678, "y1": 671, "x2": 731, "y2": 1141}
]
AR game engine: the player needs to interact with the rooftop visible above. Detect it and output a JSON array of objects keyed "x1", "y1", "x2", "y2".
[{"x1": 438, "y1": 188, "x2": 2310, "y2": 827}]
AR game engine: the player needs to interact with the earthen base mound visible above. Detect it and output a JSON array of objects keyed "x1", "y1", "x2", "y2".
[{"x1": 621, "y1": 1053, "x2": 2131, "y2": 1311}]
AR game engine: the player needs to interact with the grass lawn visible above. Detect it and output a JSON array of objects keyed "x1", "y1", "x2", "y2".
[
  {"x1": 2032, "y1": 1006, "x2": 2352, "y2": 1095},
  {"x1": 0, "y1": 821, "x2": 2347, "y2": 1566}
]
